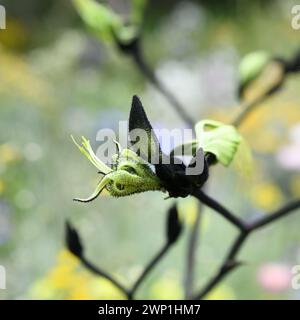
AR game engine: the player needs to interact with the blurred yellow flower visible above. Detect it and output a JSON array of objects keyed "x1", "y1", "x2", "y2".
[
  {"x1": 0, "y1": 143, "x2": 21, "y2": 164},
  {"x1": 0, "y1": 180, "x2": 5, "y2": 194},
  {"x1": 90, "y1": 278, "x2": 127, "y2": 300},
  {"x1": 205, "y1": 284, "x2": 235, "y2": 300},
  {"x1": 149, "y1": 272, "x2": 183, "y2": 300},
  {"x1": 178, "y1": 197, "x2": 198, "y2": 226},
  {"x1": 30, "y1": 252, "x2": 187, "y2": 300},
  {"x1": 0, "y1": 48, "x2": 54, "y2": 107},
  {"x1": 29, "y1": 250, "x2": 125, "y2": 300},
  {"x1": 178, "y1": 197, "x2": 210, "y2": 233},
  {"x1": 240, "y1": 100, "x2": 300, "y2": 154},
  {"x1": 0, "y1": 19, "x2": 28, "y2": 50},
  {"x1": 251, "y1": 182, "x2": 283, "y2": 211},
  {"x1": 211, "y1": 97, "x2": 300, "y2": 154},
  {"x1": 289, "y1": 175, "x2": 300, "y2": 197}
]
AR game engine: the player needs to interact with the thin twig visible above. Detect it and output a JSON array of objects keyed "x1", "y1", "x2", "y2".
[
  {"x1": 192, "y1": 198, "x2": 300, "y2": 299},
  {"x1": 79, "y1": 243, "x2": 173, "y2": 300},
  {"x1": 250, "y1": 199, "x2": 300, "y2": 231},
  {"x1": 80, "y1": 256, "x2": 131, "y2": 299},
  {"x1": 232, "y1": 94, "x2": 270, "y2": 128},
  {"x1": 76, "y1": 204, "x2": 180, "y2": 300},
  {"x1": 124, "y1": 38, "x2": 200, "y2": 300},
  {"x1": 190, "y1": 76, "x2": 295, "y2": 299},
  {"x1": 192, "y1": 189, "x2": 247, "y2": 231},
  {"x1": 184, "y1": 202, "x2": 202, "y2": 299},
  {"x1": 129, "y1": 242, "x2": 171, "y2": 299},
  {"x1": 193, "y1": 231, "x2": 248, "y2": 300},
  {"x1": 130, "y1": 42, "x2": 195, "y2": 127},
  {"x1": 183, "y1": 54, "x2": 278, "y2": 299},
  {"x1": 185, "y1": 185, "x2": 247, "y2": 299}
]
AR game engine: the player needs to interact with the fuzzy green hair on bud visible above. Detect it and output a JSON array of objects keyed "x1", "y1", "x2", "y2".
[{"x1": 72, "y1": 136, "x2": 162, "y2": 202}]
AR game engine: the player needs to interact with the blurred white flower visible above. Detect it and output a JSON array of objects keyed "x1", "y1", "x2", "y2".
[
  {"x1": 24, "y1": 142, "x2": 43, "y2": 162},
  {"x1": 146, "y1": 49, "x2": 237, "y2": 125},
  {"x1": 277, "y1": 124, "x2": 300, "y2": 170}
]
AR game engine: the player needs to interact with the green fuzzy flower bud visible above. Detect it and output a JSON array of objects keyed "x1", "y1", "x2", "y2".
[{"x1": 72, "y1": 136, "x2": 162, "y2": 202}]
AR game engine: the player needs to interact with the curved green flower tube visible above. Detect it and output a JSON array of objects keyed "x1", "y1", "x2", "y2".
[{"x1": 72, "y1": 136, "x2": 162, "y2": 202}]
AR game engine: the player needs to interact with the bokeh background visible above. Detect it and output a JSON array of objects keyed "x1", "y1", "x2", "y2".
[{"x1": 0, "y1": 0, "x2": 300, "y2": 299}]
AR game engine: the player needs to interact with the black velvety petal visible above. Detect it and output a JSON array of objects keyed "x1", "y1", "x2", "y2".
[
  {"x1": 155, "y1": 154, "x2": 209, "y2": 198},
  {"x1": 155, "y1": 157, "x2": 192, "y2": 198},
  {"x1": 129, "y1": 95, "x2": 162, "y2": 163},
  {"x1": 128, "y1": 96, "x2": 209, "y2": 198}
]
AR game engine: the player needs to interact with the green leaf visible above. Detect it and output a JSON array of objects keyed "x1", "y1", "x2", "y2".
[
  {"x1": 116, "y1": 25, "x2": 139, "y2": 44},
  {"x1": 195, "y1": 120, "x2": 242, "y2": 166},
  {"x1": 72, "y1": 0, "x2": 122, "y2": 42},
  {"x1": 131, "y1": 0, "x2": 147, "y2": 25},
  {"x1": 239, "y1": 51, "x2": 270, "y2": 91},
  {"x1": 117, "y1": 0, "x2": 147, "y2": 43}
]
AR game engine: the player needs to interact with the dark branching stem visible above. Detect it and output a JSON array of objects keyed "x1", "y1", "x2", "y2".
[
  {"x1": 78, "y1": 243, "x2": 173, "y2": 300},
  {"x1": 79, "y1": 255, "x2": 131, "y2": 299},
  {"x1": 126, "y1": 38, "x2": 198, "y2": 298},
  {"x1": 232, "y1": 93, "x2": 270, "y2": 128},
  {"x1": 188, "y1": 72, "x2": 300, "y2": 299},
  {"x1": 249, "y1": 199, "x2": 300, "y2": 231},
  {"x1": 193, "y1": 189, "x2": 247, "y2": 231},
  {"x1": 192, "y1": 194, "x2": 300, "y2": 300},
  {"x1": 65, "y1": 221, "x2": 131, "y2": 298},
  {"x1": 129, "y1": 242, "x2": 171, "y2": 299},
  {"x1": 68, "y1": 204, "x2": 181, "y2": 300},
  {"x1": 129, "y1": 41, "x2": 194, "y2": 127},
  {"x1": 193, "y1": 231, "x2": 248, "y2": 300},
  {"x1": 192, "y1": 91, "x2": 300, "y2": 299},
  {"x1": 184, "y1": 202, "x2": 202, "y2": 299},
  {"x1": 91, "y1": 37, "x2": 299, "y2": 299},
  {"x1": 127, "y1": 203, "x2": 182, "y2": 298}
]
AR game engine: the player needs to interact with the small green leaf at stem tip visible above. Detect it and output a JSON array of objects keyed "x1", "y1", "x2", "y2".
[
  {"x1": 195, "y1": 120, "x2": 242, "y2": 167},
  {"x1": 131, "y1": 0, "x2": 147, "y2": 25},
  {"x1": 72, "y1": 0, "x2": 122, "y2": 43},
  {"x1": 239, "y1": 51, "x2": 270, "y2": 89},
  {"x1": 73, "y1": 0, "x2": 144, "y2": 45}
]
